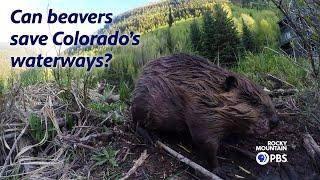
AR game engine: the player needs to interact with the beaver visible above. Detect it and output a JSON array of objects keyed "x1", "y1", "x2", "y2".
[{"x1": 131, "y1": 53, "x2": 278, "y2": 170}]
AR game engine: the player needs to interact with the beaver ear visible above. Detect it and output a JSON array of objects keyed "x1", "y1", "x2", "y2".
[{"x1": 224, "y1": 76, "x2": 237, "y2": 91}]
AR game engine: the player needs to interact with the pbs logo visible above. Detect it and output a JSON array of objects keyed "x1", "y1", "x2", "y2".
[
  {"x1": 256, "y1": 152, "x2": 288, "y2": 165},
  {"x1": 256, "y1": 152, "x2": 269, "y2": 165}
]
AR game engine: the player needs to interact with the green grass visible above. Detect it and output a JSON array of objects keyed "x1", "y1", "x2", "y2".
[
  {"x1": 233, "y1": 52, "x2": 311, "y2": 89},
  {"x1": 28, "y1": 113, "x2": 56, "y2": 143}
]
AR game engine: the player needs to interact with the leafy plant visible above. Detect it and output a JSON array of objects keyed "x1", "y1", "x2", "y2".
[{"x1": 92, "y1": 147, "x2": 118, "y2": 168}]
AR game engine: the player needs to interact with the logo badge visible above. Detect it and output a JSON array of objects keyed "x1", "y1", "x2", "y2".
[{"x1": 256, "y1": 152, "x2": 269, "y2": 165}]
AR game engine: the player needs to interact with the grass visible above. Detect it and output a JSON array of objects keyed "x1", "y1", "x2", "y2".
[
  {"x1": 28, "y1": 113, "x2": 56, "y2": 144},
  {"x1": 233, "y1": 51, "x2": 311, "y2": 89},
  {"x1": 119, "y1": 82, "x2": 131, "y2": 102}
]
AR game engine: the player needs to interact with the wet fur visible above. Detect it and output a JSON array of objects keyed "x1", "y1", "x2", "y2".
[{"x1": 131, "y1": 53, "x2": 276, "y2": 170}]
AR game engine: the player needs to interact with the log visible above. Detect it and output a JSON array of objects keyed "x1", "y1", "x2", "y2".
[{"x1": 156, "y1": 141, "x2": 223, "y2": 180}]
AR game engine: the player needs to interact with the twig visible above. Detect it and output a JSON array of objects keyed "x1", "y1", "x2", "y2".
[
  {"x1": 79, "y1": 131, "x2": 114, "y2": 143},
  {"x1": 265, "y1": 73, "x2": 295, "y2": 88},
  {"x1": 224, "y1": 144, "x2": 255, "y2": 160},
  {"x1": 119, "y1": 149, "x2": 149, "y2": 180},
  {"x1": 156, "y1": 141, "x2": 223, "y2": 180},
  {"x1": 0, "y1": 124, "x2": 29, "y2": 177},
  {"x1": 121, "y1": 148, "x2": 130, "y2": 162},
  {"x1": 268, "y1": 89, "x2": 298, "y2": 97}
]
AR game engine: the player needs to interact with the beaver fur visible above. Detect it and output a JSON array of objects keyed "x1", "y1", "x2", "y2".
[{"x1": 131, "y1": 53, "x2": 277, "y2": 170}]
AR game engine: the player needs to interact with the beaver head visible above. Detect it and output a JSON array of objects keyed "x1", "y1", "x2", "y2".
[{"x1": 220, "y1": 75, "x2": 278, "y2": 135}]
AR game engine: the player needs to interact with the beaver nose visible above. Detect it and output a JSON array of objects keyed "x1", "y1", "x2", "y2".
[{"x1": 270, "y1": 114, "x2": 279, "y2": 128}]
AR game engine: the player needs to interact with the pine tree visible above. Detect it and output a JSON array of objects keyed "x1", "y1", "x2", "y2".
[
  {"x1": 190, "y1": 19, "x2": 201, "y2": 52},
  {"x1": 208, "y1": 4, "x2": 240, "y2": 66},
  {"x1": 202, "y1": 11, "x2": 215, "y2": 58},
  {"x1": 242, "y1": 19, "x2": 255, "y2": 52},
  {"x1": 168, "y1": 7, "x2": 174, "y2": 27}
]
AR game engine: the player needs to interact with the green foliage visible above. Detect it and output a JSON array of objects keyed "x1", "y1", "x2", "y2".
[
  {"x1": 92, "y1": 147, "x2": 118, "y2": 168},
  {"x1": 0, "y1": 78, "x2": 4, "y2": 96},
  {"x1": 90, "y1": 101, "x2": 125, "y2": 124},
  {"x1": 190, "y1": 19, "x2": 202, "y2": 52},
  {"x1": 234, "y1": 52, "x2": 310, "y2": 89},
  {"x1": 231, "y1": 5, "x2": 279, "y2": 49},
  {"x1": 20, "y1": 69, "x2": 52, "y2": 87},
  {"x1": 242, "y1": 18, "x2": 255, "y2": 52},
  {"x1": 90, "y1": 102, "x2": 124, "y2": 114},
  {"x1": 28, "y1": 113, "x2": 56, "y2": 143},
  {"x1": 201, "y1": 4, "x2": 240, "y2": 65},
  {"x1": 119, "y1": 82, "x2": 130, "y2": 102}
]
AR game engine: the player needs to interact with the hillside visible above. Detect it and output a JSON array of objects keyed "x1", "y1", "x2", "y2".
[
  {"x1": 65, "y1": 1, "x2": 283, "y2": 89},
  {"x1": 66, "y1": 0, "x2": 273, "y2": 53},
  {"x1": 101, "y1": 0, "x2": 273, "y2": 34}
]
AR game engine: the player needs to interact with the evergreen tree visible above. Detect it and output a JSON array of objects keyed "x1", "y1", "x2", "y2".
[
  {"x1": 205, "y1": 4, "x2": 240, "y2": 66},
  {"x1": 201, "y1": 11, "x2": 215, "y2": 58},
  {"x1": 190, "y1": 19, "x2": 201, "y2": 52},
  {"x1": 242, "y1": 19, "x2": 255, "y2": 52},
  {"x1": 168, "y1": 7, "x2": 174, "y2": 27},
  {"x1": 166, "y1": 28, "x2": 174, "y2": 53}
]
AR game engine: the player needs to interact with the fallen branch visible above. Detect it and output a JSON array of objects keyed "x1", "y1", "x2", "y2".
[
  {"x1": 224, "y1": 144, "x2": 255, "y2": 161},
  {"x1": 156, "y1": 141, "x2": 223, "y2": 180},
  {"x1": 267, "y1": 89, "x2": 298, "y2": 97},
  {"x1": 265, "y1": 73, "x2": 295, "y2": 88},
  {"x1": 119, "y1": 149, "x2": 149, "y2": 180},
  {"x1": 303, "y1": 133, "x2": 320, "y2": 170},
  {"x1": 0, "y1": 124, "x2": 29, "y2": 177}
]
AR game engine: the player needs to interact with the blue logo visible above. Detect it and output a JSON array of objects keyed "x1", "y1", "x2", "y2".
[{"x1": 256, "y1": 152, "x2": 269, "y2": 165}]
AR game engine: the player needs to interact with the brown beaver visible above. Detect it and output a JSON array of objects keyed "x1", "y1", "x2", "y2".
[{"x1": 131, "y1": 53, "x2": 278, "y2": 170}]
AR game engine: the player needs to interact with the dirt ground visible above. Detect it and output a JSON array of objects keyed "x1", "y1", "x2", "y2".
[{"x1": 86, "y1": 94, "x2": 320, "y2": 180}]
